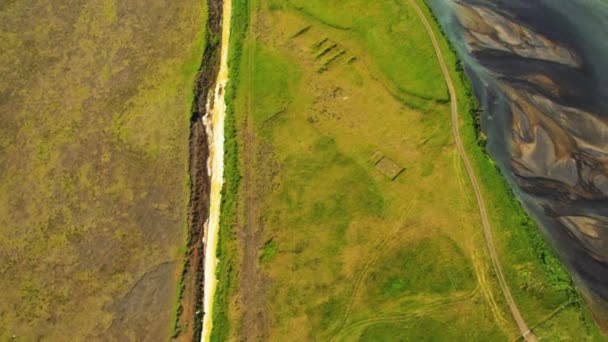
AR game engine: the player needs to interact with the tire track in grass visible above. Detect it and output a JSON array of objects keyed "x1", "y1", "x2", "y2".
[
  {"x1": 328, "y1": 200, "x2": 419, "y2": 341},
  {"x1": 334, "y1": 289, "x2": 478, "y2": 340},
  {"x1": 452, "y1": 151, "x2": 510, "y2": 333},
  {"x1": 406, "y1": 0, "x2": 536, "y2": 340}
]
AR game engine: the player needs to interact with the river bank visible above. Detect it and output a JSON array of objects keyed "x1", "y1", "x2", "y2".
[{"x1": 426, "y1": 0, "x2": 608, "y2": 333}]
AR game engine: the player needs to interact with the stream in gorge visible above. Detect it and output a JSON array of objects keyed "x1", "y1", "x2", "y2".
[{"x1": 201, "y1": 0, "x2": 231, "y2": 340}]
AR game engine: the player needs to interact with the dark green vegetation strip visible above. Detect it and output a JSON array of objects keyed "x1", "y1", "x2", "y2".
[
  {"x1": 260, "y1": 239, "x2": 278, "y2": 263},
  {"x1": 211, "y1": 0, "x2": 250, "y2": 340}
]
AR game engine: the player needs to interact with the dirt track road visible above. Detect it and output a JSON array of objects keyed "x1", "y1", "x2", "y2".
[
  {"x1": 239, "y1": 0, "x2": 268, "y2": 340},
  {"x1": 406, "y1": 1, "x2": 537, "y2": 340}
]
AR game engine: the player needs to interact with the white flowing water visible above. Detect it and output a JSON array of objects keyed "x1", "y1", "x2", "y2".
[{"x1": 201, "y1": 0, "x2": 231, "y2": 340}]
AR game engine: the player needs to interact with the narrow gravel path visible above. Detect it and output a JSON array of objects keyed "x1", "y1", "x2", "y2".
[{"x1": 406, "y1": 1, "x2": 537, "y2": 340}]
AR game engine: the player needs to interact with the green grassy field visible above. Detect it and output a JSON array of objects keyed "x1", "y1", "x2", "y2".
[
  {"x1": 214, "y1": 0, "x2": 603, "y2": 340},
  {"x1": 0, "y1": 0, "x2": 206, "y2": 339}
]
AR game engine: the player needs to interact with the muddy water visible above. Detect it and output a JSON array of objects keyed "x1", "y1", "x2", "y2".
[
  {"x1": 201, "y1": 0, "x2": 231, "y2": 340},
  {"x1": 426, "y1": 0, "x2": 608, "y2": 328}
]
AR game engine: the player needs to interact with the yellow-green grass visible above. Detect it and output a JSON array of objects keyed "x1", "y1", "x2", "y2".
[
  {"x1": 228, "y1": 5, "x2": 507, "y2": 338},
  {"x1": 282, "y1": 0, "x2": 449, "y2": 104},
  {"x1": 0, "y1": 0, "x2": 206, "y2": 339},
  {"x1": 214, "y1": 0, "x2": 603, "y2": 341}
]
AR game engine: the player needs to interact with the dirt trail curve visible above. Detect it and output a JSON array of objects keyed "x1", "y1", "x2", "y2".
[{"x1": 406, "y1": 1, "x2": 537, "y2": 340}]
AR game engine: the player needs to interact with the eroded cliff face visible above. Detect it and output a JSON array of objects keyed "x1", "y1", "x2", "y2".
[{"x1": 427, "y1": 0, "x2": 608, "y2": 328}]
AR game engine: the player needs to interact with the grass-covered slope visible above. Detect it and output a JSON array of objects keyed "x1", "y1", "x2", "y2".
[
  {"x1": 0, "y1": 1, "x2": 206, "y2": 339},
  {"x1": 211, "y1": 0, "x2": 249, "y2": 340},
  {"x1": 214, "y1": 0, "x2": 602, "y2": 340}
]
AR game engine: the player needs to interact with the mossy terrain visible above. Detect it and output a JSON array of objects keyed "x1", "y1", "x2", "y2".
[
  {"x1": 0, "y1": 0, "x2": 206, "y2": 339},
  {"x1": 213, "y1": 0, "x2": 603, "y2": 340}
]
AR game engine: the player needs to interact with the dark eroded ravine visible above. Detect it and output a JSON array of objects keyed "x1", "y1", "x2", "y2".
[{"x1": 176, "y1": 0, "x2": 223, "y2": 340}]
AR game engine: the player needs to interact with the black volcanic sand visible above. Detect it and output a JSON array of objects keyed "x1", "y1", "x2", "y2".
[{"x1": 427, "y1": 0, "x2": 608, "y2": 329}]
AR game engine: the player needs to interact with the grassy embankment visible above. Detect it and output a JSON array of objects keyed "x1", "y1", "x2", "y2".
[
  {"x1": 211, "y1": 0, "x2": 249, "y2": 340},
  {"x1": 219, "y1": 0, "x2": 502, "y2": 340},
  {"x1": 0, "y1": 0, "x2": 206, "y2": 340},
  {"x1": 211, "y1": 0, "x2": 603, "y2": 340},
  {"x1": 244, "y1": 2, "x2": 504, "y2": 338}
]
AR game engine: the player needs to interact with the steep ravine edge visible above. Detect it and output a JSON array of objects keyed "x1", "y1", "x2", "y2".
[{"x1": 173, "y1": 0, "x2": 224, "y2": 340}]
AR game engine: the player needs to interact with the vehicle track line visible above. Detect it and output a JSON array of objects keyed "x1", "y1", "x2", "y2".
[
  {"x1": 406, "y1": 0, "x2": 536, "y2": 340},
  {"x1": 334, "y1": 290, "x2": 476, "y2": 340},
  {"x1": 328, "y1": 200, "x2": 419, "y2": 341}
]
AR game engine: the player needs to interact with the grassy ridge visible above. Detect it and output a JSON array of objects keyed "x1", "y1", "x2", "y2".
[
  {"x1": 211, "y1": 0, "x2": 250, "y2": 340},
  {"x1": 224, "y1": 0, "x2": 509, "y2": 340},
  {"x1": 209, "y1": 0, "x2": 603, "y2": 340}
]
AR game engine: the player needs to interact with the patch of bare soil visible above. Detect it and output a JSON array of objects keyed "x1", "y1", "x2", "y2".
[{"x1": 107, "y1": 262, "x2": 177, "y2": 340}]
